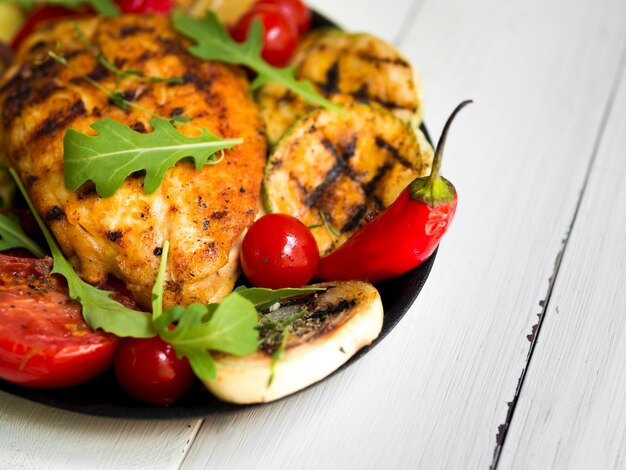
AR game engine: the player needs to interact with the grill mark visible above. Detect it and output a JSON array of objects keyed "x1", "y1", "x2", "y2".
[
  {"x1": 131, "y1": 122, "x2": 147, "y2": 133},
  {"x1": 45, "y1": 206, "x2": 65, "y2": 222},
  {"x1": 29, "y1": 40, "x2": 47, "y2": 53},
  {"x1": 0, "y1": 58, "x2": 66, "y2": 125},
  {"x1": 171, "y1": 107, "x2": 185, "y2": 117},
  {"x1": 372, "y1": 195, "x2": 385, "y2": 211},
  {"x1": 34, "y1": 99, "x2": 86, "y2": 140},
  {"x1": 357, "y1": 52, "x2": 410, "y2": 68},
  {"x1": 106, "y1": 230, "x2": 123, "y2": 242},
  {"x1": 305, "y1": 139, "x2": 347, "y2": 207},
  {"x1": 364, "y1": 162, "x2": 393, "y2": 195},
  {"x1": 375, "y1": 136, "x2": 413, "y2": 168},
  {"x1": 340, "y1": 204, "x2": 368, "y2": 233},
  {"x1": 351, "y1": 84, "x2": 407, "y2": 111},
  {"x1": 318, "y1": 61, "x2": 340, "y2": 95},
  {"x1": 86, "y1": 63, "x2": 110, "y2": 82},
  {"x1": 312, "y1": 299, "x2": 358, "y2": 319},
  {"x1": 119, "y1": 25, "x2": 155, "y2": 38}
]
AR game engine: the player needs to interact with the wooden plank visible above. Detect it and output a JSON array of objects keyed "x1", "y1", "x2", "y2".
[
  {"x1": 0, "y1": 392, "x2": 202, "y2": 469},
  {"x1": 497, "y1": 55, "x2": 626, "y2": 470},
  {"x1": 181, "y1": 0, "x2": 626, "y2": 469}
]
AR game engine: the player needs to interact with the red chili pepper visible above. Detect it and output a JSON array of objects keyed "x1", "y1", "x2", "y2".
[{"x1": 316, "y1": 101, "x2": 472, "y2": 283}]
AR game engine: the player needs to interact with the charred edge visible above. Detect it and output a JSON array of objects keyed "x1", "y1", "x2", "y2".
[
  {"x1": 45, "y1": 206, "x2": 65, "y2": 222},
  {"x1": 106, "y1": 230, "x2": 124, "y2": 242},
  {"x1": 357, "y1": 52, "x2": 410, "y2": 68},
  {"x1": 375, "y1": 136, "x2": 413, "y2": 168},
  {"x1": 340, "y1": 204, "x2": 368, "y2": 233},
  {"x1": 318, "y1": 61, "x2": 340, "y2": 95},
  {"x1": 33, "y1": 99, "x2": 86, "y2": 140},
  {"x1": 351, "y1": 84, "x2": 406, "y2": 111},
  {"x1": 364, "y1": 162, "x2": 393, "y2": 196}
]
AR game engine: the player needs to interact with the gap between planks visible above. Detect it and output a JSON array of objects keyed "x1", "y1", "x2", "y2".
[{"x1": 490, "y1": 36, "x2": 626, "y2": 470}]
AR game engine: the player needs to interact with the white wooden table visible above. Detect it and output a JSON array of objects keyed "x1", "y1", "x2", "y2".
[{"x1": 2, "y1": 0, "x2": 626, "y2": 468}]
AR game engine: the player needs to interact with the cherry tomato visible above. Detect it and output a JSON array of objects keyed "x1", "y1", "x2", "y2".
[
  {"x1": 241, "y1": 213, "x2": 319, "y2": 289},
  {"x1": 11, "y1": 5, "x2": 83, "y2": 49},
  {"x1": 114, "y1": 336, "x2": 195, "y2": 405},
  {"x1": 115, "y1": 0, "x2": 172, "y2": 14},
  {"x1": 0, "y1": 254, "x2": 120, "y2": 388},
  {"x1": 231, "y1": 5, "x2": 298, "y2": 67},
  {"x1": 254, "y1": 0, "x2": 311, "y2": 36}
]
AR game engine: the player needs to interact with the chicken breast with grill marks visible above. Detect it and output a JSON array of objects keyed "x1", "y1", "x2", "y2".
[{"x1": 0, "y1": 15, "x2": 267, "y2": 309}]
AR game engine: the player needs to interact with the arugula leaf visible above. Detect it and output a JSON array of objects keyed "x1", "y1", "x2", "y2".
[
  {"x1": 0, "y1": 213, "x2": 47, "y2": 258},
  {"x1": 9, "y1": 0, "x2": 120, "y2": 15},
  {"x1": 9, "y1": 168, "x2": 156, "y2": 338},
  {"x1": 156, "y1": 294, "x2": 259, "y2": 381},
  {"x1": 235, "y1": 286, "x2": 325, "y2": 311},
  {"x1": 172, "y1": 13, "x2": 344, "y2": 114},
  {"x1": 64, "y1": 117, "x2": 242, "y2": 198}
]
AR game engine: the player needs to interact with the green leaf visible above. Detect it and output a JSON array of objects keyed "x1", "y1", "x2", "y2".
[
  {"x1": 156, "y1": 293, "x2": 259, "y2": 381},
  {"x1": 236, "y1": 286, "x2": 325, "y2": 311},
  {"x1": 64, "y1": 117, "x2": 242, "y2": 198},
  {"x1": 9, "y1": 168, "x2": 156, "y2": 338},
  {"x1": 8, "y1": 0, "x2": 120, "y2": 15},
  {"x1": 0, "y1": 213, "x2": 47, "y2": 258},
  {"x1": 172, "y1": 13, "x2": 344, "y2": 114}
]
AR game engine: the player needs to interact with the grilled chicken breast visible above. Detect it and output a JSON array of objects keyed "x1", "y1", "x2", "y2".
[{"x1": 0, "y1": 16, "x2": 266, "y2": 309}]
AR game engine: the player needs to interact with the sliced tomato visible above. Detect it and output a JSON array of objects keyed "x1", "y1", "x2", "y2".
[{"x1": 0, "y1": 254, "x2": 120, "y2": 388}]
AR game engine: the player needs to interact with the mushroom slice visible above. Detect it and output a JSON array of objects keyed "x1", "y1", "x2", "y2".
[{"x1": 204, "y1": 281, "x2": 383, "y2": 404}]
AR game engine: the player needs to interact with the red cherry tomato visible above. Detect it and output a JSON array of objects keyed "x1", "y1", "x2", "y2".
[
  {"x1": 231, "y1": 5, "x2": 298, "y2": 67},
  {"x1": 115, "y1": 0, "x2": 172, "y2": 14},
  {"x1": 114, "y1": 336, "x2": 195, "y2": 405},
  {"x1": 0, "y1": 254, "x2": 120, "y2": 388},
  {"x1": 254, "y1": 0, "x2": 312, "y2": 36},
  {"x1": 11, "y1": 5, "x2": 84, "y2": 49},
  {"x1": 241, "y1": 214, "x2": 320, "y2": 289}
]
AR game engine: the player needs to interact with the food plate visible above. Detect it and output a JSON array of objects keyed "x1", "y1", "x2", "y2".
[{"x1": 0, "y1": 10, "x2": 436, "y2": 419}]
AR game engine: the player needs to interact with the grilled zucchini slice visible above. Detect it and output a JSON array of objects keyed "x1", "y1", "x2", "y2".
[
  {"x1": 263, "y1": 105, "x2": 434, "y2": 256},
  {"x1": 204, "y1": 281, "x2": 383, "y2": 404},
  {"x1": 257, "y1": 30, "x2": 424, "y2": 145}
]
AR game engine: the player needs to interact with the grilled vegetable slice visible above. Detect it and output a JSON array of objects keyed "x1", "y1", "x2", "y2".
[
  {"x1": 263, "y1": 105, "x2": 434, "y2": 255},
  {"x1": 204, "y1": 281, "x2": 383, "y2": 404},
  {"x1": 257, "y1": 29, "x2": 424, "y2": 144}
]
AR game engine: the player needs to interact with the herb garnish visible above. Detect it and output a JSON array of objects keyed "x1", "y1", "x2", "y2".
[
  {"x1": 0, "y1": 212, "x2": 46, "y2": 258},
  {"x1": 9, "y1": 0, "x2": 119, "y2": 15},
  {"x1": 151, "y1": 266, "x2": 323, "y2": 380},
  {"x1": 172, "y1": 12, "x2": 344, "y2": 114},
  {"x1": 64, "y1": 117, "x2": 241, "y2": 198},
  {"x1": 9, "y1": 168, "x2": 156, "y2": 337},
  {"x1": 5, "y1": 168, "x2": 326, "y2": 382}
]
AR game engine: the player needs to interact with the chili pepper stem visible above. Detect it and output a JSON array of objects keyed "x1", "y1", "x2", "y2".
[{"x1": 410, "y1": 100, "x2": 473, "y2": 206}]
